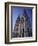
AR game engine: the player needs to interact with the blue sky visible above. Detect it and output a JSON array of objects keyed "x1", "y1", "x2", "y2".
[{"x1": 11, "y1": 6, "x2": 32, "y2": 30}]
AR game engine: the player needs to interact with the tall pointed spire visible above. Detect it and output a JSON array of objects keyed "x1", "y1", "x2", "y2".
[
  {"x1": 23, "y1": 9, "x2": 29, "y2": 21},
  {"x1": 23, "y1": 9, "x2": 27, "y2": 17}
]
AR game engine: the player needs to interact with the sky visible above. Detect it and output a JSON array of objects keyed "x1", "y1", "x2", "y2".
[{"x1": 11, "y1": 6, "x2": 32, "y2": 30}]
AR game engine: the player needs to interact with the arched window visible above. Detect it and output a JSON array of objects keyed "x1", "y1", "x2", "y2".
[{"x1": 22, "y1": 28, "x2": 24, "y2": 37}]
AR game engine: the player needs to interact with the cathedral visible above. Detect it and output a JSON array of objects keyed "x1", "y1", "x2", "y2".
[{"x1": 12, "y1": 9, "x2": 32, "y2": 38}]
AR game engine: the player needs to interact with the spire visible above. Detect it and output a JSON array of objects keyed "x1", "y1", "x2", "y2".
[
  {"x1": 23, "y1": 9, "x2": 27, "y2": 17},
  {"x1": 23, "y1": 9, "x2": 29, "y2": 21}
]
